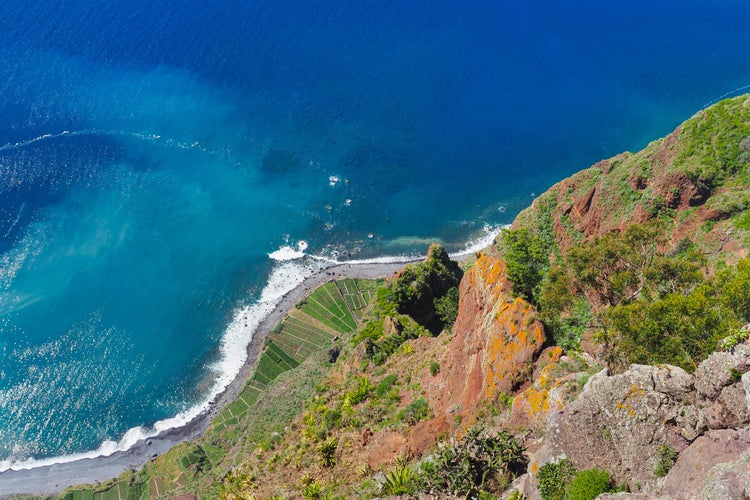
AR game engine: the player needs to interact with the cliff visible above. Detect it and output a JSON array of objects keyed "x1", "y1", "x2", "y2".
[
  {"x1": 513, "y1": 95, "x2": 750, "y2": 264},
  {"x1": 435, "y1": 254, "x2": 544, "y2": 421},
  {"x1": 59, "y1": 96, "x2": 750, "y2": 499}
]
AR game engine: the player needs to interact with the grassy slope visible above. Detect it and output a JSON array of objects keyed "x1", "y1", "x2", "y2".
[{"x1": 514, "y1": 95, "x2": 750, "y2": 261}]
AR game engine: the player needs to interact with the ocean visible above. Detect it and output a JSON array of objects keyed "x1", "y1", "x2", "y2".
[{"x1": 1, "y1": 0, "x2": 749, "y2": 469}]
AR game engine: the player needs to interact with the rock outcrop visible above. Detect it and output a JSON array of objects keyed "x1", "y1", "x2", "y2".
[
  {"x1": 509, "y1": 349, "x2": 600, "y2": 431},
  {"x1": 662, "y1": 427, "x2": 750, "y2": 498},
  {"x1": 694, "y1": 341, "x2": 750, "y2": 430},
  {"x1": 546, "y1": 364, "x2": 700, "y2": 493},
  {"x1": 436, "y1": 254, "x2": 545, "y2": 421},
  {"x1": 522, "y1": 340, "x2": 750, "y2": 498}
]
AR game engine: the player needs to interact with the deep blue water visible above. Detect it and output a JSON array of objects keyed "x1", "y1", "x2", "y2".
[{"x1": 1, "y1": 0, "x2": 750, "y2": 467}]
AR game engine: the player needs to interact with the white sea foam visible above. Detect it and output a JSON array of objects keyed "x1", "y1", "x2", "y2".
[
  {"x1": 0, "y1": 256, "x2": 324, "y2": 473},
  {"x1": 0, "y1": 225, "x2": 501, "y2": 473},
  {"x1": 448, "y1": 224, "x2": 506, "y2": 259},
  {"x1": 268, "y1": 240, "x2": 309, "y2": 261}
]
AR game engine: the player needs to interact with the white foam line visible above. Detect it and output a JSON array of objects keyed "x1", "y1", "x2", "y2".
[
  {"x1": 702, "y1": 84, "x2": 750, "y2": 108},
  {"x1": 0, "y1": 226, "x2": 503, "y2": 472},
  {"x1": 0, "y1": 257, "x2": 325, "y2": 472},
  {"x1": 448, "y1": 224, "x2": 506, "y2": 259},
  {"x1": 0, "y1": 129, "x2": 214, "y2": 157},
  {"x1": 2, "y1": 202, "x2": 25, "y2": 239},
  {"x1": 334, "y1": 253, "x2": 425, "y2": 265}
]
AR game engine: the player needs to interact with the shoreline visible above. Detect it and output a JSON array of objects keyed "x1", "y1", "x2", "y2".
[{"x1": 0, "y1": 260, "x2": 416, "y2": 497}]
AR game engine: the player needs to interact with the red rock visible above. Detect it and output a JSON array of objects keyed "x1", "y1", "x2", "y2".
[{"x1": 435, "y1": 254, "x2": 545, "y2": 424}]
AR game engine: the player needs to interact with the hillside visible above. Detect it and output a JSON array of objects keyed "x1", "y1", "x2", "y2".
[{"x1": 54, "y1": 95, "x2": 750, "y2": 499}]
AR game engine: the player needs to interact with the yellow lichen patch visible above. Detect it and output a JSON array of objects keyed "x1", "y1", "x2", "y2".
[
  {"x1": 546, "y1": 346, "x2": 563, "y2": 362},
  {"x1": 523, "y1": 386, "x2": 550, "y2": 417},
  {"x1": 536, "y1": 362, "x2": 559, "y2": 390}
]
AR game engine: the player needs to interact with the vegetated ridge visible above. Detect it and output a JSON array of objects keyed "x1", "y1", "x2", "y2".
[{"x1": 59, "y1": 95, "x2": 750, "y2": 499}]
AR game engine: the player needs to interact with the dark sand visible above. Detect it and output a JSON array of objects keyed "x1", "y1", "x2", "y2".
[{"x1": 0, "y1": 260, "x2": 413, "y2": 497}]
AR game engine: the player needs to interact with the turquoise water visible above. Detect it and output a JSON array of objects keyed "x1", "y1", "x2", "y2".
[{"x1": 1, "y1": 1, "x2": 750, "y2": 468}]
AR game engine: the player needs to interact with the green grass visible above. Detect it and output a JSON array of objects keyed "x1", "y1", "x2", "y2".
[{"x1": 209, "y1": 277, "x2": 380, "y2": 440}]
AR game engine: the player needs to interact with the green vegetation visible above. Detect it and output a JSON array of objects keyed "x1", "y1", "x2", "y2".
[
  {"x1": 654, "y1": 445, "x2": 677, "y2": 478},
  {"x1": 353, "y1": 244, "x2": 461, "y2": 366},
  {"x1": 507, "y1": 215, "x2": 750, "y2": 370},
  {"x1": 419, "y1": 427, "x2": 527, "y2": 498},
  {"x1": 381, "y1": 465, "x2": 416, "y2": 496},
  {"x1": 392, "y1": 244, "x2": 463, "y2": 334},
  {"x1": 567, "y1": 469, "x2": 615, "y2": 500},
  {"x1": 538, "y1": 459, "x2": 576, "y2": 500},
  {"x1": 434, "y1": 286, "x2": 460, "y2": 326},
  {"x1": 317, "y1": 436, "x2": 338, "y2": 467},
  {"x1": 61, "y1": 471, "x2": 147, "y2": 500},
  {"x1": 398, "y1": 397, "x2": 431, "y2": 425},
  {"x1": 679, "y1": 98, "x2": 750, "y2": 191},
  {"x1": 722, "y1": 327, "x2": 750, "y2": 351},
  {"x1": 538, "y1": 461, "x2": 616, "y2": 500},
  {"x1": 500, "y1": 228, "x2": 550, "y2": 303}
]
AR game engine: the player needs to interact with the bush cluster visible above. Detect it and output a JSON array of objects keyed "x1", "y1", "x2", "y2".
[
  {"x1": 504, "y1": 218, "x2": 750, "y2": 370},
  {"x1": 418, "y1": 427, "x2": 527, "y2": 497},
  {"x1": 538, "y1": 459, "x2": 615, "y2": 500}
]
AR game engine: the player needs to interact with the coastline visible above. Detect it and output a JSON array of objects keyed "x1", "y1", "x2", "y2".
[{"x1": 0, "y1": 260, "x2": 414, "y2": 497}]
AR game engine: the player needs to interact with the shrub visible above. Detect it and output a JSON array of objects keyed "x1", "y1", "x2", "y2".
[
  {"x1": 398, "y1": 398, "x2": 430, "y2": 425},
  {"x1": 653, "y1": 445, "x2": 677, "y2": 478},
  {"x1": 721, "y1": 327, "x2": 750, "y2": 351},
  {"x1": 317, "y1": 436, "x2": 338, "y2": 467},
  {"x1": 301, "y1": 480, "x2": 322, "y2": 500},
  {"x1": 537, "y1": 459, "x2": 575, "y2": 500},
  {"x1": 434, "y1": 286, "x2": 460, "y2": 327},
  {"x1": 419, "y1": 427, "x2": 526, "y2": 497},
  {"x1": 429, "y1": 361, "x2": 440, "y2": 376},
  {"x1": 323, "y1": 409, "x2": 341, "y2": 431},
  {"x1": 501, "y1": 228, "x2": 550, "y2": 303},
  {"x1": 343, "y1": 376, "x2": 372, "y2": 406},
  {"x1": 381, "y1": 465, "x2": 415, "y2": 496},
  {"x1": 567, "y1": 468, "x2": 613, "y2": 500}
]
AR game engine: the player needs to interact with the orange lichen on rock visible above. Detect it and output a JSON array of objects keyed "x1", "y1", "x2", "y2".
[
  {"x1": 436, "y1": 253, "x2": 545, "y2": 420},
  {"x1": 510, "y1": 360, "x2": 561, "y2": 427}
]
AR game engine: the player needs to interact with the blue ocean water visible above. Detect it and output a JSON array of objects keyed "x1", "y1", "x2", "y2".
[{"x1": 1, "y1": 0, "x2": 750, "y2": 467}]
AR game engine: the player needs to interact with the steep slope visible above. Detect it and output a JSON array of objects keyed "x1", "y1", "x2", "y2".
[
  {"x1": 434, "y1": 254, "x2": 545, "y2": 423},
  {"x1": 57, "y1": 96, "x2": 750, "y2": 499},
  {"x1": 513, "y1": 94, "x2": 750, "y2": 263}
]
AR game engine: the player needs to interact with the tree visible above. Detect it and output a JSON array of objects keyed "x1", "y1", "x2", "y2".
[{"x1": 501, "y1": 228, "x2": 549, "y2": 303}]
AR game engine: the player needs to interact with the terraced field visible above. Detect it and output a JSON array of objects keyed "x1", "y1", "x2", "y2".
[
  {"x1": 62, "y1": 277, "x2": 381, "y2": 499},
  {"x1": 211, "y1": 277, "x2": 378, "y2": 431}
]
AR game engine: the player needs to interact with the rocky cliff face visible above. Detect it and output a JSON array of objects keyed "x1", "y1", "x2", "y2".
[
  {"x1": 434, "y1": 253, "x2": 545, "y2": 424},
  {"x1": 520, "y1": 340, "x2": 750, "y2": 499}
]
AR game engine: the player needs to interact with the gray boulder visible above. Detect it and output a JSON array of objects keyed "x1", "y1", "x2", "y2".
[
  {"x1": 662, "y1": 427, "x2": 750, "y2": 499},
  {"x1": 547, "y1": 364, "x2": 701, "y2": 494},
  {"x1": 694, "y1": 342, "x2": 750, "y2": 429}
]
